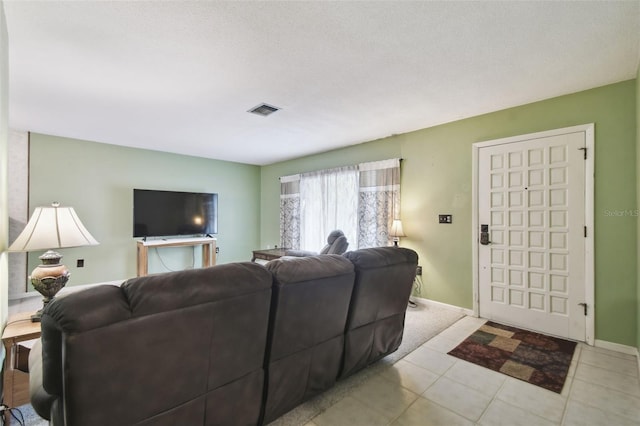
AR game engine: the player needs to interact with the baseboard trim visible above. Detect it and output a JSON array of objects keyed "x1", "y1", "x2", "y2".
[
  {"x1": 417, "y1": 297, "x2": 474, "y2": 317},
  {"x1": 594, "y1": 339, "x2": 639, "y2": 357}
]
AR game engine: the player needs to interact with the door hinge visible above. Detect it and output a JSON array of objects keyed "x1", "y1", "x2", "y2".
[
  {"x1": 584, "y1": 226, "x2": 587, "y2": 237},
  {"x1": 578, "y1": 147, "x2": 587, "y2": 160}
]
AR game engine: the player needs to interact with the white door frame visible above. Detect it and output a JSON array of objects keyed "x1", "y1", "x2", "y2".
[{"x1": 471, "y1": 124, "x2": 595, "y2": 345}]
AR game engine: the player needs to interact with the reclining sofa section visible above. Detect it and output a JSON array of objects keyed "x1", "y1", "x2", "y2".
[
  {"x1": 31, "y1": 263, "x2": 273, "y2": 426},
  {"x1": 341, "y1": 247, "x2": 419, "y2": 379},
  {"x1": 29, "y1": 246, "x2": 418, "y2": 426},
  {"x1": 262, "y1": 254, "x2": 355, "y2": 423}
]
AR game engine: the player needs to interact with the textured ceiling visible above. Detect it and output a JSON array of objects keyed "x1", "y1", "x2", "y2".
[{"x1": 4, "y1": 1, "x2": 640, "y2": 165}]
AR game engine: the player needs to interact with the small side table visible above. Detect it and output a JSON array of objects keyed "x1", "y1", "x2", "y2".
[
  {"x1": 2, "y1": 312, "x2": 41, "y2": 411},
  {"x1": 251, "y1": 248, "x2": 289, "y2": 262}
]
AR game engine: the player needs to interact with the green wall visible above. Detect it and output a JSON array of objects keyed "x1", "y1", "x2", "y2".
[
  {"x1": 28, "y1": 134, "x2": 261, "y2": 285},
  {"x1": 261, "y1": 80, "x2": 637, "y2": 346}
]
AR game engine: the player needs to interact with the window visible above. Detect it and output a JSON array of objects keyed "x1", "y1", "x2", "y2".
[{"x1": 280, "y1": 158, "x2": 401, "y2": 251}]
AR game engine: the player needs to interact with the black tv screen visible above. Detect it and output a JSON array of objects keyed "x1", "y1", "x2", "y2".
[{"x1": 133, "y1": 189, "x2": 218, "y2": 238}]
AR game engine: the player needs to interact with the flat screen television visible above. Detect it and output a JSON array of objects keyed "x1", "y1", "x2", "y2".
[{"x1": 133, "y1": 189, "x2": 218, "y2": 238}]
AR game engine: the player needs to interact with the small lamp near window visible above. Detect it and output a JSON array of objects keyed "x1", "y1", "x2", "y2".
[
  {"x1": 389, "y1": 219, "x2": 406, "y2": 246},
  {"x1": 8, "y1": 202, "x2": 99, "y2": 322}
]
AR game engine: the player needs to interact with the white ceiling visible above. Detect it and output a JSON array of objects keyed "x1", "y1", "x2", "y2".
[{"x1": 4, "y1": 1, "x2": 640, "y2": 166}]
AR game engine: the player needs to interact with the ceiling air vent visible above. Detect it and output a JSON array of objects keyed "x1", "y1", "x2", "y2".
[{"x1": 248, "y1": 103, "x2": 280, "y2": 117}]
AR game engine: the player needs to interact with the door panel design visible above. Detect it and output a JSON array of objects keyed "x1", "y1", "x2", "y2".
[{"x1": 478, "y1": 131, "x2": 586, "y2": 340}]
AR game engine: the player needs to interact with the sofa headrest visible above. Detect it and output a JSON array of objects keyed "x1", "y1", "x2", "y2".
[
  {"x1": 343, "y1": 246, "x2": 418, "y2": 269},
  {"x1": 266, "y1": 254, "x2": 353, "y2": 284},
  {"x1": 42, "y1": 262, "x2": 274, "y2": 332},
  {"x1": 43, "y1": 285, "x2": 131, "y2": 333},
  {"x1": 122, "y1": 262, "x2": 273, "y2": 317}
]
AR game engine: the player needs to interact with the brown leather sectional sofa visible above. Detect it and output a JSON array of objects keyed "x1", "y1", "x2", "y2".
[{"x1": 29, "y1": 246, "x2": 418, "y2": 426}]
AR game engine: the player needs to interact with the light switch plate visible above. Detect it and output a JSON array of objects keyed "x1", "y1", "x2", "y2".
[{"x1": 439, "y1": 214, "x2": 452, "y2": 224}]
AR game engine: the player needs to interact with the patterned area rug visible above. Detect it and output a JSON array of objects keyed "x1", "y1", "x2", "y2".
[{"x1": 448, "y1": 321, "x2": 577, "y2": 393}]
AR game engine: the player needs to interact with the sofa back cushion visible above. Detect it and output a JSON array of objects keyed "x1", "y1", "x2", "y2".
[
  {"x1": 40, "y1": 262, "x2": 272, "y2": 426},
  {"x1": 263, "y1": 254, "x2": 355, "y2": 423},
  {"x1": 340, "y1": 247, "x2": 418, "y2": 378}
]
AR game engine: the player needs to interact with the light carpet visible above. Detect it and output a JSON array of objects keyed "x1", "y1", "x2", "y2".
[{"x1": 19, "y1": 298, "x2": 465, "y2": 426}]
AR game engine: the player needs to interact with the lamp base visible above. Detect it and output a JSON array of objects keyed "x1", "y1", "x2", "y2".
[
  {"x1": 30, "y1": 298, "x2": 55, "y2": 322},
  {"x1": 29, "y1": 250, "x2": 70, "y2": 322}
]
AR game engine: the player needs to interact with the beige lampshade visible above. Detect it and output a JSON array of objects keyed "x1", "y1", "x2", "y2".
[
  {"x1": 389, "y1": 219, "x2": 406, "y2": 238},
  {"x1": 8, "y1": 202, "x2": 99, "y2": 252}
]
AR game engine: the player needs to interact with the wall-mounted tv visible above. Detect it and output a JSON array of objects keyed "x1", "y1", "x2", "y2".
[{"x1": 133, "y1": 189, "x2": 218, "y2": 238}]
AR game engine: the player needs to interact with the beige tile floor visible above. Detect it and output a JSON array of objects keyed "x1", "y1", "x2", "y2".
[{"x1": 307, "y1": 316, "x2": 640, "y2": 426}]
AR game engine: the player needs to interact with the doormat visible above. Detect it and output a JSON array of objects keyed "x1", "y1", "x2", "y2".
[{"x1": 447, "y1": 321, "x2": 577, "y2": 393}]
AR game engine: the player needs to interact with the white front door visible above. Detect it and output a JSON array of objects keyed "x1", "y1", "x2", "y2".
[{"x1": 474, "y1": 125, "x2": 593, "y2": 342}]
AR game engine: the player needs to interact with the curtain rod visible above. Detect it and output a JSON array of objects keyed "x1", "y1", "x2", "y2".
[{"x1": 279, "y1": 157, "x2": 402, "y2": 181}]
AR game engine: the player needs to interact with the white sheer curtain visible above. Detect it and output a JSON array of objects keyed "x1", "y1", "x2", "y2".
[{"x1": 299, "y1": 166, "x2": 358, "y2": 252}]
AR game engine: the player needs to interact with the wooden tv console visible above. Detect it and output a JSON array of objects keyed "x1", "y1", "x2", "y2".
[{"x1": 136, "y1": 237, "x2": 217, "y2": 277}]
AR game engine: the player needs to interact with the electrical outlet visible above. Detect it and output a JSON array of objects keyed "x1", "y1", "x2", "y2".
[
  {"x1": 416, "y1": 265, "x2": 422, "y2": 276},
  {"x1": 439, "y1": 214, "x2": 453, "y2": 224},
  {"x1": 215, "y1": 247, "x2": 220, "y2": 253},
  {"x1": 76, "y1": 259, "x2": 84, "y2": 268}
]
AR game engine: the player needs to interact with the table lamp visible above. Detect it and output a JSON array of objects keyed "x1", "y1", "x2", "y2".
[
  {"x1": 8, "y1": 202, "x2": 99, "y2": 322},
  {"x1": 389, "y1": 219, "x2": 406, "y2": 246}
]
